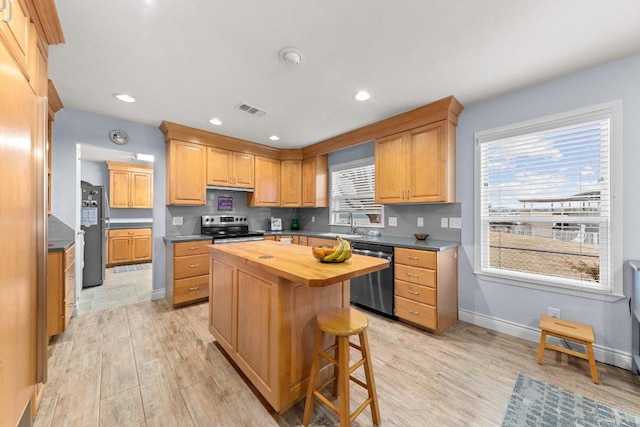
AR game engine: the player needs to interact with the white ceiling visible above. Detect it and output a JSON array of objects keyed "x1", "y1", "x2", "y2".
[{"x1": 49, "y1": 0, "x2": 640, "y2": 149}]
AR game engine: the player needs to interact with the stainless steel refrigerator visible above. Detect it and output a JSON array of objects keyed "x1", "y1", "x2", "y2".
[{"x1": 81, "y1": 184, "x2": 108, "y2": 287}]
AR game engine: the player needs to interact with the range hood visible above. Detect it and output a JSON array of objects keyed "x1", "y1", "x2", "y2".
[{"x1": 206, "y1": 185, "x2": 253, "y2": 192}]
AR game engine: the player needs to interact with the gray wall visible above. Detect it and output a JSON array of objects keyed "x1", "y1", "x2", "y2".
[
  {"x1": 51, "y1": 108, "x2": 167, "y2": 296},
  {"x1": 457, "y1": 53, "x2": 640, "y2": 357}
]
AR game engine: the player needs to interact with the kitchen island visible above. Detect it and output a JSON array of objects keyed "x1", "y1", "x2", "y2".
[{"x1": 207, "y1": 240, "x2": 389, "y2": 413}]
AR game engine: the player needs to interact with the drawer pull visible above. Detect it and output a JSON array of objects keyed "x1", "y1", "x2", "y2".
[
  {"x1": 189, "y1": 264, "x2": 200, "y2": 268},
  {"x1": 407, "y1": 309, "x2": 420, "y2": 315},
  {"x1": 189, "y1": 286, "x2": 200, "y2": 291},
  {"x1": 408, "y1": 290, "x2": 420, "y2": 295},
  {"x1": 407, "y1": 273, "x2": 420, "y2": 278},
  {"x1": 188, "y1": 246, "x2": 199, "y2": 250},
  {"x1": 407, "y1": 256, "x2": 419, "y2": 261},
  {"x1": 128, "y1": 232, "x2": 135, "y2": 235}
]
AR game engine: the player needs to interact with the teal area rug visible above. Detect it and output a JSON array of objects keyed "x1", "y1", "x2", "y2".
[
  {"x1": 503, "y1": 373, "x2": 640, "y2": 427},
  {"x1": 112, "y1": 263, "x2": 152, "y2": 273}
]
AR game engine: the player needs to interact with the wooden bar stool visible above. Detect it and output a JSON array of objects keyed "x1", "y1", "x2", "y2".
[
  {"x1": 537, "y1": 314, "x2": 599, "y2": 384},
  {"x1": 302, "y1": 307, "x2": 381, "y2": 427}
]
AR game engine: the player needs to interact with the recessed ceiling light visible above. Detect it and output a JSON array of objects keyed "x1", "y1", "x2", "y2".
[
  {"x1": 278, "y1": 47, "x2": 304, "y2": 66},
  {"x1": 354, "y1": 90, "x2": 370, "y2": 101},
  {"x1": 269, "y1": 135, "x2": 280, "y2": 141},
  {"x1": 209, "y1": 118, "x2": 222, "y2": 126},
  {"x1": 113, "y1": 93, "x2": 136, "y2": 103}
]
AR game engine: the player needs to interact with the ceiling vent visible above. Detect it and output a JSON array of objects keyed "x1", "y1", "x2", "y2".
[{"x1": 235, "y1": 102, "x2": 266, "y2": 118}]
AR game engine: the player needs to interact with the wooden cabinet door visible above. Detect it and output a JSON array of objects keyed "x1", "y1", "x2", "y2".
[
  {"x1": 248, "y1": 156, "x2": 280, "y2": 206},
  {"x1": 233, "y1": 153, "x2": 254, "y2": 188},
  {"x1": 0, "y1": 0, "x2": 31, "y2": 79},
  {"x1": 407, "y1": 122, "x2": 447, "y2": 202},
  {"x1": 210, "y1": 259, "x2": 236, "y2": 350},
  {"x1": 167, "y1": 140, "x2": 205, "y2": 205},
  {"x1": 109, "y1": 169, "x2": 130, "y2": 208},
  {"x1": 132, "y1": 235, "x2": 152, "y2": 261},
  {"x1": 206, "y1": 147, "x2": 232, "y2": 186},
  {"x1": 280, "y1": 160, "x2": 302, "y2": 207},
  {"x1": 46, "y1": 252, "x2": 63, "y2": 337},
  {"x1": 130, "y1": 171, "x2": 153, "y2": 208},
  {"x1": 302, "y1": 156, "x2": 328, "y2": 207},
  {"x1": 375, "y1": 133, "x2": 406, "y2": 203},
  {"x1": 108, "y1": 236, "x2": 131, "y2": 265}
]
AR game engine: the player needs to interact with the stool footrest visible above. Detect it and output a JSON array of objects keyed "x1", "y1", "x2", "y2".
[
  {"x1": 349, "y1": 357, "x2": 366, "y2": 374},
  {"x1": 320, "y1": 350, "x2": 338, "y2": 366},
  {"x1": 352, "y1": 398, "x2": 373, "y2": 423},
  {"x1": 313, "y1": 391, "x2": 339, "y2": 414},
  {"x1": 545, "y1": 342, "x2": 589, "y2": 360}
]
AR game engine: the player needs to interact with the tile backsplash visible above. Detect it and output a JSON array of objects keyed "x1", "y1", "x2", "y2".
[{"x1": 166, "y1": 188, "x2": 461, "y2": 242}]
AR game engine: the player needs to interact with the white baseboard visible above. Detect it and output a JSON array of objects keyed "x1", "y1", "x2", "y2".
[
  {"x1": 458, "y1": 308, "x2": 632, "y2": 371},
  {"x1": 151, "y1": 288, "x2": 166, "y2": 301}
]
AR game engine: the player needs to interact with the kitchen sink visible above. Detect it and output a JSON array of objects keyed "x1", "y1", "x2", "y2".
[{"x1": 317, "y1": 232, "x2": 364, "y2": 239}]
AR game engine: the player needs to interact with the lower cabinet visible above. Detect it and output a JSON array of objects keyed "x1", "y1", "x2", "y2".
[
  {"x1": 108, "y1": 228, "x2": 152, "y2": 267},
  {"x1": 394, "y1": 246, "x2": 458, "y2": 335},
  {"x1": 47, "y1": 245, "x2": 75, "y2": 337},
  {"x1": 167, "y1": 240, "x2": 210, "y2": 307}
]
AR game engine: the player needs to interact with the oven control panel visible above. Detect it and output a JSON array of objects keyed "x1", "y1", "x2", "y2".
[{"x1": 201, "y1": 215, "x2": 248, "y2": 226}]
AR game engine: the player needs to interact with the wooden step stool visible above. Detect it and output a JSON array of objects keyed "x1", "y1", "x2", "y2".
[{"x1": 537, "y1": 314, "x2": 599, "y2": 384}]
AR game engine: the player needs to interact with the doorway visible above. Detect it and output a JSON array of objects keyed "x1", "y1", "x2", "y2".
[{"x1": 75, "y1": 144, "x2": 154, "y2": 313}]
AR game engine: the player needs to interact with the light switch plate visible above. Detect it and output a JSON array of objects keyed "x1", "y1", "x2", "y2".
[
  {"x1": 173, "y1": 216, "x2": 183, "y2": 226},
  {"x1": 449, "y1": 217, "x2": 462, "y2": 229},
  {"x1": 389, "y1": 217, "x2": 398, "y2": 227},
  {"x1": 417, "y1": 217, "x2": 424, "y2": 227},
  {"x1": 441, "y1": 217, "x2": 449, "y2": 228}
]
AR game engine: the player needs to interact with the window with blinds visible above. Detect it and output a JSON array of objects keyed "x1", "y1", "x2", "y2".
[
  {"x1": 474, "y1": 103, "x2": 621, "y2": 296},
  {"x1": 330, "y1": 158, "x2": 384, "y2": 227}
]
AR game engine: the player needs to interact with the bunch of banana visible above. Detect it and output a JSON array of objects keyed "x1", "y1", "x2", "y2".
[{"x1": 322, "y1": 236, "x2": 352, "y2": 263}]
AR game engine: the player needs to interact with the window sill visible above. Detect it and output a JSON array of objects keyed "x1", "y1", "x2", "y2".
[{"x1": 473, "y1": 270, "x2": 625, "y2": 302}]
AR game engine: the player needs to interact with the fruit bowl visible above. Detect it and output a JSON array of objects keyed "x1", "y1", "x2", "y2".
[
  {"x1": 311, "y1": 245, "x2": 352, "y2": 263},
  {"x1": 414, "y1": 233, "x2": 429, "y2": 240}
]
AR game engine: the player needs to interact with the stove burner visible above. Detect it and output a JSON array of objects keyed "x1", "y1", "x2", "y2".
[{"x1": 201, "y1": 215, "x2": 264, "y2": 243}]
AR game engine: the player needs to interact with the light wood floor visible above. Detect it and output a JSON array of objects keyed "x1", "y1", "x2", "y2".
[
  {"x1": 34, "y1": 300, "x2": 640, "y2": 426},
  {"x1": 77, "y1": 266, "x2": 152, "y2": 314}
]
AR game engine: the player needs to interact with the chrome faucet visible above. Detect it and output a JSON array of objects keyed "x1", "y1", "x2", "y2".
[{"x1": 349, "y1": 212, "x2": 363, "y2": 235}]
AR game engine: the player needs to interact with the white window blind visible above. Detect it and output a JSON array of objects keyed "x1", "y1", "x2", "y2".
[
  {"x1": 330, "y1": 158, "x2": 384, "y2": 227},
  {"x1": 475, "y1": 106, "x2": 616, "y2": 294}
]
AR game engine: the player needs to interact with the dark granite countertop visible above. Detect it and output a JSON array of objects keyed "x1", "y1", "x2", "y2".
[
  {"x1": 164, "y1": 231, "x2": 458, "y2": 251},
  {"x1": 47, "y1": 239, "x2": 75, "y2": 252}
]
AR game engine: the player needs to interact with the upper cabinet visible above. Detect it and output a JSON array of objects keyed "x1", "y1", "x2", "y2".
[
  {"x1": 302, "y1": 155, "x2": 328, "y2": 207},
  {"x1": 280, "y1": 160, "x2": 302, "y2": 207},
  {"x1": 107, "y1": 161, "x2": 153, "y2": 208},
  {"x1": 247, "y1": 156, "x2": 280, "y2": 207},
  {"x1": 375, "y1": 121, "x2": 454, "y2": 203},
  {"x1": 0, "y1": 0, "x2": 33, "y2": 81},
  {"x1": 206, "y1": 147, "x2": 254, "y2": 189},
  {"x1": 166, "y1": 139, "x2": 206, "y2": 205}
]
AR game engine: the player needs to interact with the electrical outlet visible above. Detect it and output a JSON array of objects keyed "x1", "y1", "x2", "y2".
[
  {"x1": 172, "y1": 216, "x2": 183, "y2": 226},
  {"x1": 417, "y1": 217, "x2": 424, "y2": 227},
  {"x1": 548, "y1": 307, "x2": 561, "y2": 318},
  {"x1": 449, "y1": 217, "x2": 462, "y2": 229},
  {"x1": 311, "y1": 216, "x2": 315, "y2": 223},
  {"x1": 441, "y1": 217, "x2": 449, "y2": 228},
  {"x1": 389, "y1": 217, "x2": 398, "y2": 227}
]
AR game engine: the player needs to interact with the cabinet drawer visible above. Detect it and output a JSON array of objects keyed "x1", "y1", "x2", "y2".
[
  {"x1": 64, "y1": 260, "x2": 75, "y2": 296},
  {"x1": 64, "y1": 287, "x2": 74, "y2": 330},
  {"x1": 395, "y1": 264, "x2": 436, "y2": 288},
  {"x1": 298, "y1": 236, "x2": 308, "y2": 246},
  {"x1": 174, "y1": 254, "x2": 209, "y2": 279},
  {"x1": 174, "y1": 240, "x2": 210, "y2": 257},
  {"x1": 395, "y1": 247, "x2": 436, "y2": 269},
  {"x1": 395, "y1": 296, "x2": 436, "y2": 330},
  {"x1": 64, "y1": 245, "x2": 75, "y2": 268},
  {"x1": 110, "y1": 228, "x2": 152, "y2": 238},
  {"x1": 395, "y1": 280, "x2": 436, "y2": 306},
  {"x1": 173, "y1": 275, "x2": 209, "y2": 305}
]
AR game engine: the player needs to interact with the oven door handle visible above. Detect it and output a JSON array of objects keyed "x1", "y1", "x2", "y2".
[{"x1": 352, "y1": 248, "x2": 393, "y2": 262}]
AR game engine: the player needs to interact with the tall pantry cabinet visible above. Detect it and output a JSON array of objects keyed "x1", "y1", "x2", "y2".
[{"x1": 0, "y1": 0, "x2": 64, "y2": 425}]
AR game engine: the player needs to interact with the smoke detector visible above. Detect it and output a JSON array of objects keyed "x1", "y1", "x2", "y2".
[{"x1": 279, "y1": 47, "x2": 304, "y2": 66}]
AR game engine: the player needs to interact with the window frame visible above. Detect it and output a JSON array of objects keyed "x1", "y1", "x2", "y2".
[
  {"x1": 473, "y1": 101, "x2": 624, "y2": 301},
  {"x1": 329, "y1": 157, "x2": 385, "y2": 228}
]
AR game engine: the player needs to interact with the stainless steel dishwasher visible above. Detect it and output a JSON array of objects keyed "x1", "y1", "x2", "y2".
[{"x1": 349, "y1": 241, "x2": 395, "y2": 318}]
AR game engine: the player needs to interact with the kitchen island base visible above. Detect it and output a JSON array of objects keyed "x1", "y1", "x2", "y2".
[{"x1": 208, "y1": 254, "x2": 349, "y2": 413}]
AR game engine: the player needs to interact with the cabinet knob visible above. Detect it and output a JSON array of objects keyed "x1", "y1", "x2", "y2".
[
  {"x1": 408, "y1": 289, "x2": 420, "y2": 295},
  {"x1": 188, "y1": 247, "x2": 199, "y2": 250},
  {"x1": 407, "y1": 256, "x2": 419, "y2": 261},
  {"x1": 189, "y1": 286, "x2": 200, "y2": 291},
  {"x1": 407, "y1": 273, "x2": 420, "y2": 278},
  {"x1": 189, "y1": 264, "x2": 200, "y2": 268},
  {"x1": 407, "y1": 309, "x2": 420, "y2": 316}
]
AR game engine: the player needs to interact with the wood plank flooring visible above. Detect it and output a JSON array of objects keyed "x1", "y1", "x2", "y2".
[{"x1": 35, "y1": 299, "x2": 640, "y2": 426}]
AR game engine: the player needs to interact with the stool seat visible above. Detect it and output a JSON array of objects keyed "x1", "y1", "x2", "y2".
[
  {"x1": 303, "y1": 307, "x2": 380, "y2": 427},
  {"x1": 317, "y1": 307, "x2": 368, "y2": 336},
  {"x1": 537, "y1": 314, "x2": 599, "y2": 384}
]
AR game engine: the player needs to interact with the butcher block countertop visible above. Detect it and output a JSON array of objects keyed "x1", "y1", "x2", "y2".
[{"x1": 207, "y1": 240, "x2": 389, "y2": 287}]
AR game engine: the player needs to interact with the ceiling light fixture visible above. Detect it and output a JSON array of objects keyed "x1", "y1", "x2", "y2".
[
  {"x1": 354, "y1": 91, "x2": 370, "y2": 101},
  {"x1": 209, "y1": 118, "x2": 222, "y2": 126},
  {"x1": 113, "y1": 93, "x2": 136, "y2": 103},
  {"x1": 269, "y1": 135, "x2": 280, "y2": 141},
  {"x1": 279, "y1": 47, "x2": 304, "y2": 66}
]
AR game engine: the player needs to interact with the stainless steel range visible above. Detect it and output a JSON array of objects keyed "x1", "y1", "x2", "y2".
[{"x1": 201, "y1": 215, "x2": 264, "y2": 243}]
